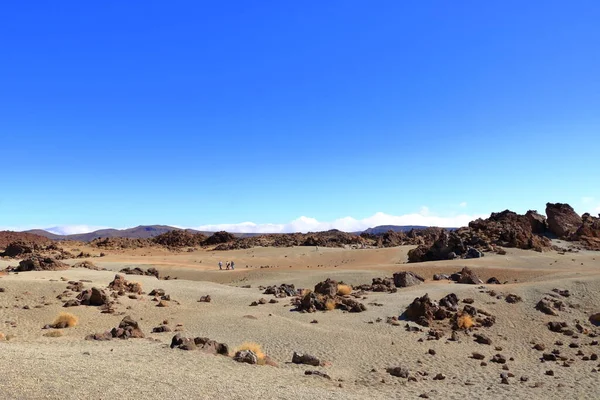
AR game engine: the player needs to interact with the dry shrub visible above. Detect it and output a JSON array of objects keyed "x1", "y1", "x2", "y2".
[
  {"x1": 457, "y1": 314, "x2": 474, "y2": 330},
  {"x1": 337, "y1": 284, "x2": 352, "y2": 296},
  {"x1": 52, "y1": 312, "x2": 79, "y2": 328},
  {"x1": 43, "y1": 330, "x2": 63, "y2": 338},
  {"x1": 0, "y1": 332, "x2": 5, "y2": 341},
  {"x1": 325, "y1": 299, "x2": 336, "y2": 311},
  {"x1": 235, "y1": 342, "x2": 266, "y2": 364}
]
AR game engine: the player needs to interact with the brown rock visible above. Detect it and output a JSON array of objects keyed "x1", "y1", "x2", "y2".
[
  {"x1": 546, "y1": 203, "x2": 582, "y2": 239},
  {"x1": 393, "y1": 271, "x2": 425, "y2": 288}
]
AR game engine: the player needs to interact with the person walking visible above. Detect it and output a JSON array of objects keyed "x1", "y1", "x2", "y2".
[
  {"x1": 230, "y1": 261, "x2": 235, "y2": 270},
  {"x1": 226, "y1": 261, "x2": 230, "y2": 270},
  {"x1": 218, "y1": 261, "x2": 222, "y2": 270}
]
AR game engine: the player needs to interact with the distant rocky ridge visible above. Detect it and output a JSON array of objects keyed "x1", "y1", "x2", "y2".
[
  {"x1": 25, "y1": 224, "x2": 432, "y2": 242},
  {"x1": 2, "y1": 202, "x2": 598, "y2": 260}
]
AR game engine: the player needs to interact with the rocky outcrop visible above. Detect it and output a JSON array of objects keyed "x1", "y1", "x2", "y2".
[
  {"x1": 1, "y1": 241, "x2": 40, "y2": 257},
  {"x1": 263, "y1": 284, "x2": 298, "y2": 297},
  {"x1": 15, "y1": 256, "x2": 69, "y2": 271},
  {"x1": 152, "y1": 230, "x2": 207, "y2": 247},
  {"x1": 546, "y1": 203, "x2": 582, "y2": 239},
  {"x1": 407, "y1": 210, "x2": 552, "y2": 263},
  {"x1": 85, "y1": 316, "x2": 144, "y2": 340},
  {"x1": 574, "y1": 213, "x2": 600, "y2": 250},
  {"x1": 203, "y1": 231, "x2": 236, "y2": 246},
  {"x1": 108, "y1": 274, "x2": 143, "y2": 294},
  {"x1": 293, "y1": 279, "x2": 366, "y2": 313},
  {"x1": 170, "y1": 333, "x2": 229, "y2": 355},
  {"x1": 353, "y1": 277, "x2": 396, "y2": 292},
  {"x1": 403, "y1": 292, "x2": 495, "y2": 330},
  {"x1": 119, "y1": 267, "x2": 160, "y2": 279}
]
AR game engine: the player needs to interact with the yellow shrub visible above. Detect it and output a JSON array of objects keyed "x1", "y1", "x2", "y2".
[
  {"x1": 235, "y1": 342, "x2": 266, "y2": 364},
  {"x1": 0, "y1": 332, "x2": 5, "y2": 341},
  {"x1": 457, "y1": 314, "x2": 474, "y2": 330},
  {"x1": 52, "y1": 312, "x2": 79, "y2": 328},
  {"x1": 325, "y1": 299, "x2": 336, "y2": 311},
  {"x1": 337, "y1": 284, "x2": 352, "y2": 296}
]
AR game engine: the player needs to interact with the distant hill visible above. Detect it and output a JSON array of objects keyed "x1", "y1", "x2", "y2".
[
  {"x1": 0, "y1": 231, "x2": 52, "y2": 248},
  {"x1": 24, "y1": 225, "x2": 192, "y2": 242},
  {"x1": 22, "y1": 224, "x2": 452, "y2": 243},
  {"x1": 361, "y1": 225, "x2": 430, "y2": 235},
  {"x1": 23, "y1": 225, "x2": 262, "y2": 242}
]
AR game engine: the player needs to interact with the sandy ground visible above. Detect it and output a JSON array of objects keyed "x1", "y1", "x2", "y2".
[{"x1": 1, "y1": 244, "x2": 599, "y2": 399}]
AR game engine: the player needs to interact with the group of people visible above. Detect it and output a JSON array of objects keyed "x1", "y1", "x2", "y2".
[{"x1": 218, "y1": 261, "x2": 235, "y2": 270}]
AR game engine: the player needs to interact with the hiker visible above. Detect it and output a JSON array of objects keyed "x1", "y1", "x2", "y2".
[
  {"x1": 218, "y1": 261, "x2": 222, "y2": 270},
  {"x1": 230, "y1": 261, "x2": 235, "y2": 270},
  {"x1": 226, "y1": 261, "x2": 230, "y2": 270}
]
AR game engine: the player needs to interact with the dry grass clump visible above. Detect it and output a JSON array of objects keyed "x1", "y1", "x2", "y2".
[
  {"x1": 52, "y1": 312, "x2": 79, "y2": 328},
  {"x1": 457, "y1": 314, "x2": 474, "y2": 330},
  {"x1": 325, "y1": 298, "x2": 336, "y2": 311},
  {"x1": 0, "y1": 332, "x2": 5, "y2": 341},
  {"x1": 43, "y1": 330, "x2": 64, "y2": 338},
  {"x1": 235, "y1": 342, "x2": 266, "y2": 364},
  {"x1": 337, "y1": 284, "x2": 352, "y2": 296}
]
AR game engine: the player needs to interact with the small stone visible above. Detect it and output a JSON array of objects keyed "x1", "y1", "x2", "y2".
[
  {"x1": 433, "y1": 373, "x2": 446, "y2": 380},
  {"x1": 546, "y1": 370, "x2": 554, "y2": 376},
  {"x1": 428, "y1": 349, "x2": 436, "y2": 356}
]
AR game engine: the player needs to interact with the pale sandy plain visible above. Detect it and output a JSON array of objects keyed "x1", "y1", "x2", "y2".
[{"x1": 1, "y1": 242, "x2": 599, "y2": 399}]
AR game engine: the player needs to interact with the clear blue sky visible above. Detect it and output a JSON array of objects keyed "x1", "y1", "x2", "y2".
[{"x1": 1, "y1": 1, "x2": 599, "y2": 232}]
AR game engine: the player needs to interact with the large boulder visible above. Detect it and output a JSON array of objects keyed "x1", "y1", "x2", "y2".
[
  {"x1": 76, "y1": 287, "x2": 109, "y2": 306},
  {"x1": 233, "y1": 350, "x2": 258, "y2": 364},
  {"x1": 393, "y1": 271, "x2": 425, "y2": 288},
  {"x1": 573, "y1": 213, "x2": 600, "y2": 250},
  {"x1": 314, "y1": 278, "x2": 338, "y2": 297},
  {"x1": 546, "y1": 203, "x2": 582, "y2": 239},
  {"x1": 292, "y1": 352, "x2": 321, "y2": 366},
  {"x1": 108, "y1": 274, "x2": 142, "y2": 294},
  {"x1": 526, "y1": 210, "x2": 548, "y2": 234},
  {"x1": 111, "y1": 316, "x2": 145, "y2": 339},
  {"x1": 457, "y1": 267, "x2": 483, "y2": 284},
  {"x1": 403, "y1": 294, "x2": 438, "y2": 326}
]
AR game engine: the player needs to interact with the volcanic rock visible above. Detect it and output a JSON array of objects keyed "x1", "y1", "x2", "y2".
[
  {"x1": 546, "y1": 203, "x2": 582, "y2": 239},
  {"x1": 393, "y1": 271, "x2": 425, "y2": 288},
  {"x1": 15, "y1": 256, "x2": 69, "y2": 272}
]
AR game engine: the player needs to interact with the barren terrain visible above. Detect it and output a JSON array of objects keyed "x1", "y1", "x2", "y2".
[{"x1": 1, "y1": 243, "x2": 599, "y2": 399}]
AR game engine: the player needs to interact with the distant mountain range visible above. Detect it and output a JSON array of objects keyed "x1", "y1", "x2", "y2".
[
  {"x1": 360, "y1": 225, "x2": 429, "y2": 234},
  {"x1": 22, "y1": 224, "x2": 450, "y2": 242}
]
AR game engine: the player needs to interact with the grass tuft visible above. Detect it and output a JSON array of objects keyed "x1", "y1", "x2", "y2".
[
  {"x1": 457, "y1": 314, "x2": 474, "y2": 330},
  {"x1": 325, "y1": 299, "x2": 336, "y2": 311},
  {"x1": 52, "y1": 312, "x2": 79, "y2": 328},
  {"x1": 337, "y1": 284, "x2": 352, "y2": 296}
]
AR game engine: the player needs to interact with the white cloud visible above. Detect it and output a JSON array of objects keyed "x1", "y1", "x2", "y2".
[
  {"x1": 459, "y1": 202, "x2": 468, "y2": 208},
  {"x1": 192, "y1": 210, "x2": 485, "y2": 233},
  {"x1": 45, "y1": 225, "x2": 109, "y2": 235},
  {"x1": 2, "y1": 209, "x2": 486, "y2": 235}
]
